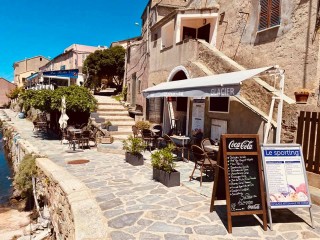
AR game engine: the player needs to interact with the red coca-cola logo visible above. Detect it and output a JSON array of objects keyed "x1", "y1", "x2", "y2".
[{"x1": 228, "y1": 140, "x2": 253, "y2": 150}]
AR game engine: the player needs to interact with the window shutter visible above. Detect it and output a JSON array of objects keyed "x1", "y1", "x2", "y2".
[
  {"x1": 270, "y1": 0, "x2": 280, "y2": 27},
  {"x1": 259, "y1": 0, "x2": 269, "y2": 30},
  {"x1": 259, "y1": 0, "x2": 280, "y2": 31}
]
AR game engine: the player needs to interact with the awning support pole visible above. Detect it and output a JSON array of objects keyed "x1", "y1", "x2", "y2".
[
  {"x1": 263, "y1": 97, "x2": 276, "y2": 144},
  {"x1": 276, "y1": 70, "x2": 285, "y2": 144}
]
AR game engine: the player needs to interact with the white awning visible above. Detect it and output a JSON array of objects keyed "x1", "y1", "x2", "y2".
[{"x1": 142, "y1": 66, "x2": 275, "y2": 98}]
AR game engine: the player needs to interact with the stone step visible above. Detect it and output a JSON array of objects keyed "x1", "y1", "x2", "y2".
[
  {"x1": 97, "y1": 101, "x2": 123, "y2": 107},
  {"x1": 106, "y1": 120, "x2": 135, "y2": 126},
  {"x1": 97, "y1": 106, "x2": 128, "y2": 111},
  {"x1": 99, "y1": 115, "x2": 134, "y2": 121},
  {"x1": 97, "y1": 111, "x2": 129, "y2": 117},
  {"x1": 111, "y1": 134, "x2": 131, "y2": 140},
  {"x1": 109, "y1": 130, "x2": 133, "y2": 136}
]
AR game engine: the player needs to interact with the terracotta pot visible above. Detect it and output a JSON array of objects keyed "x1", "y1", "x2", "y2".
[{"x1": 294, "y1": 92, "x2": 309, "y2": 104}]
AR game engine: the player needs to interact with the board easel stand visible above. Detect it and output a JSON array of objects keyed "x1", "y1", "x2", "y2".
[
  {"x1": 261, "y1": 144, "x2": 314, "y2": 231},
  {"x1": 210, "y1": 134, "x2": 268, "y2": 233}
]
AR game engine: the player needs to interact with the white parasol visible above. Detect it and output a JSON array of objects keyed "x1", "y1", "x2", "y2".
[{"x1": 58, "y1": 96, "x2": 69, "y2": 131}]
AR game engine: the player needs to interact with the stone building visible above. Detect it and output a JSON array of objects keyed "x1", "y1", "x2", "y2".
[
  {"x1": 0, "y1": 78, "x2": 16, "y2": 107},
  {"x1": 124, "y1": 0, "x2": 320, "y2": 143},
  {"x1": 13, "y1": 56, "x2": 50, "y2": 87},
  {"x1": 38, "y1": 44, "x2": 106, "y2": 87}
]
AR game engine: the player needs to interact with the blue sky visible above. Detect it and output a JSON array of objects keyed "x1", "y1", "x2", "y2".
[{"x1": 0, "y1": 0, "x2": 148, "y2": 81}]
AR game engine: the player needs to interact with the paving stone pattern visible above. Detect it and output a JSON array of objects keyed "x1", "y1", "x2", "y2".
[{"x1": 4, "y1": 109, "x2": 320, "y2": 239}]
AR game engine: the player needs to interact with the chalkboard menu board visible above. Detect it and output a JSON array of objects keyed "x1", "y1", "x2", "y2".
[
  {"x1": 211, "y1": 134, "x2": 267, "y2": 233},
  {"x1": 227, "y1": 155, "x2": 262, "y2": 212}
]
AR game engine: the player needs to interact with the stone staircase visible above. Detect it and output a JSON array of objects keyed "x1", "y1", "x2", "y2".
[{"x1": 93, "y1": 95, "x2": 135, "y2": 140}]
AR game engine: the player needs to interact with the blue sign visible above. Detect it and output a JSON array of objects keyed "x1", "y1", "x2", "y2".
[{"x1": 43, "y1": 69, "x2": 79, "y2": 78}]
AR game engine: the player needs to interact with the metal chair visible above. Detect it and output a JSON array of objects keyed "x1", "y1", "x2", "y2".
[
  {"x1": 190, "y1": 145, "x2": 217, "y2": 186},
  {"x1": 163, "y1": 134, "x2": 184, "y2": 159}
]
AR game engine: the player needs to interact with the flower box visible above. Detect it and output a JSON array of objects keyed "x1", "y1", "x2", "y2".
[
  {"x1": 125, "y1": 152, "x2": 144, "y2": 166},
  {"x1": 294, "y1": 89, "x2": 310, "y2": 104},
  {"x1": 158, "y1": 169, "x2": 180, "y2": 187}
]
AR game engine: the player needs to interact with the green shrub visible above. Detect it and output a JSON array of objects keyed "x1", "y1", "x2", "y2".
[
  {"x1": 122, "y1": 135, "x2": 146, "y2": 155},
  {"x1": 6, "y1": 87, "x2": 24, "y2": 99},
  {"x1": 14, "y1": 154, "x2": 38, "y2": 195},
  {"x1": 135, "y1": 120, "x2": 150, "y2": 130},
  {"x1": 18, "y1": 86, "x2": 97, "y2": 113},
  {"x1": 151, "y1": 144, "x2": 176, "y2": 173}
]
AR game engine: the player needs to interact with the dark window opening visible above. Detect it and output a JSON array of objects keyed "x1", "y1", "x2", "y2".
[
  {"x1": 209, "y1": 97, "x2": 230, "y2": 113},
  {"x1": 176, "y1": 97, "x2": 188, "y2": 111},
  {"x1": 183, "y1": 27, "x2": 197, "y2": 40}
]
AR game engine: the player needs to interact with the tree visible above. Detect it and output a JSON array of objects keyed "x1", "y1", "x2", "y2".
[{"x1": 83, "y1": 46, "x2": 125, "y2": 92}]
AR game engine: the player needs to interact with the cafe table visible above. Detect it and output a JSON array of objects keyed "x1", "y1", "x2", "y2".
[
  {"x1": 170, "y1": 135, "x2": 190, "y2": 162},
  {"x1": 203, "y1": 145, "x2": 219, "y2": 153},
  {"x1": 66, "y1": 129, "x2": 83, "y2": 153}
]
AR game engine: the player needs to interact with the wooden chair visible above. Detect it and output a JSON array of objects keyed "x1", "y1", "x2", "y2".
[
  {"x1": 152, "y1": 125, "x2": 163, "y2": 148},
  {"x1": 190, "y1": 145, "x2": 217, "y2": 186},
  {"x1": 201, "y1": 138, "x2": 217, "y2": 159},
  {"x1": 79, "y1": 130, "x2": 91, "y2": 149},
  {"x1": 141, "y1": 128, "x2": 155, "y2": 150},
  {"x1": 132, "y1": 125, "x2": 141, "y2": 138}
]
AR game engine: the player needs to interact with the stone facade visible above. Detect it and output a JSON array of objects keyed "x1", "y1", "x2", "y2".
[
  {"x1": 13, "y1": 56, "x2": 50, "y2": 87},
  {"x1": 124, "y1": 0, "x2": 320, "y2": 143},
  {"x1": 39, "y1": 44, "x2": 106, "y2": 86},
  {"x1": 0, "y1": 78, "x2": 16, "y2": 107}
]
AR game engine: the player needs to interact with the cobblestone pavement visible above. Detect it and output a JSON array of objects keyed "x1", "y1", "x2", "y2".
[{"x1": 4, "y1": 109, "x2": 320, "y2": 239}]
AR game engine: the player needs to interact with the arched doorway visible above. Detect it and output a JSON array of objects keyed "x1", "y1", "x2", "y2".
[{"x1": 163, "y1": 66, "x2": 190, "y2": 135}]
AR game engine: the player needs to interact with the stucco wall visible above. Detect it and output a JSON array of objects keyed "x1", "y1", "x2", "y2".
[{"x1": 149, "y1": 39, "x2": 199, "y2": 73}]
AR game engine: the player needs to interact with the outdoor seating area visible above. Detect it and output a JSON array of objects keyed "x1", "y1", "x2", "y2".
[
  {"x1": 130, "y1": 122, "x2": 219, "y2": 187},
  {"x1": 32, "y1": 113, "x2": 49, "y2": 133}
]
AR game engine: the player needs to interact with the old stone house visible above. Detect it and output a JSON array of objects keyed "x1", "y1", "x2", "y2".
[
  {"x1": 124, "y1": 0, "x2": 320, "y2": 143},
  {"x1": 0, "y1": 78, "x2": 16, "y2": 107},
  {"x1": 13, "y1": 56, "x2": 50, "y2": 87},
  {"x1": 37, "y1": 44, "x2": 106, "y2": 88}
]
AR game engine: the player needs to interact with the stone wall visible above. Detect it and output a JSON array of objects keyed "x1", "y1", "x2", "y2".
[
  {"x1": 1, "y1": 121, "x2": 109, "y2": 240},
  {"x1": 215, "y1": 0, "x2": 319, "y2": 101}
]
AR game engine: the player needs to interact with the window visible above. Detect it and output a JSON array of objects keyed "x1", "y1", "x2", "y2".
[
  {"x1": 259, "y1": 0, "x2": 280, "y2": 31},
  {"x1": 209, "y1": 97, "x2": 230, "y2": 113}
]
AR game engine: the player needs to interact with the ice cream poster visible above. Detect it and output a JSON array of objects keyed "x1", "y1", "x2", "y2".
[{"x1": 262, "y1": 146, "x2": 311, "y2": 208}]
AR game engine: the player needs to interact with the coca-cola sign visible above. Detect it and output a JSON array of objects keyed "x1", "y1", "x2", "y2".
[{"x1": 226, "y1": 138, "x2": 257, "y2": 152}]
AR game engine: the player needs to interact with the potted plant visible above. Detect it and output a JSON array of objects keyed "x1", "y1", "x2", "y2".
[
  {"x1": 151, "y1": 144, "x2": 180, "y2": 187},
  {"x1": 294, "y1": 89, "x2": 310, "y2": 104},
  {"x1": 122, "y1": 135, "x2": 146, "y2": 166}
]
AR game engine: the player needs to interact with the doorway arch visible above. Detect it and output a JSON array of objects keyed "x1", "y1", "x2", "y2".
[{"x1": 163, "y1": 66, "x2": 191, "y2": 135}]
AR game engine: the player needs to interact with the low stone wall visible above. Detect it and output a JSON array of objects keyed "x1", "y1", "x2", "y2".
[
  {"x1": 36, "y1": 158, "x2": 108, "y2": 240},
  {"x1": 1, "y1": 122, "x2": 109, "y2": 239}
]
